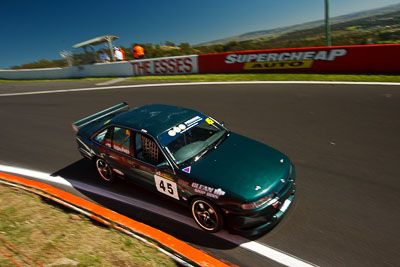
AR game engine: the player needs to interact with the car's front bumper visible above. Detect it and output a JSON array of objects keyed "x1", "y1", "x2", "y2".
[{"x1": 224, "y1": 179, "x2": 296, "y2": 236}]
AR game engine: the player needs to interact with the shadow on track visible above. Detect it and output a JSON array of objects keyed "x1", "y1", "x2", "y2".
[{"x1": 50, "y1": 159, "x2": 266, "y2": 249}]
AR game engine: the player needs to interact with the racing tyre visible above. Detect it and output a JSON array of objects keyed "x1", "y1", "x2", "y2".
[
  {"x1": 191, "y1": 198, "x2": 223, "y2": 233},
  {"x1": 95, "y1": 158, "x2": 115, "y2": 182}
]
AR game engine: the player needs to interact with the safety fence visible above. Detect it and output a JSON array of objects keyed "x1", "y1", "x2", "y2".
[{"x1": 0, "y1": 44, "x2": 399, "y2": 80}]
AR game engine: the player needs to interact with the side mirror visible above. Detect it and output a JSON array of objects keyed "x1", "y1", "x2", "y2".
[{"x1": 221, "y1": 121, "x2": 225, "y2": 127}]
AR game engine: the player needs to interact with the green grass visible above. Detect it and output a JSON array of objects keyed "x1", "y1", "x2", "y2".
[
  {"x1": 126, "y1": 73, "x2": 400, "y2": 82},
  {"x1": 0, "y1": 184, "x2": 177, "y2": 267},
  {"x1": 0, "y1": 77, "x2": 113, "y2": 83},
  {"x1": 1, "y1": 73, "x2": 400, "y2": 83}
]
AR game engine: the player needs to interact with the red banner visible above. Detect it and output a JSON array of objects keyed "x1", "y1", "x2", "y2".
[{"x1": 198, "y1": 44, "x2": 400, "y2": 74}]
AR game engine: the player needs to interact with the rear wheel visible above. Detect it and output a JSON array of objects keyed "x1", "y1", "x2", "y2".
[
  {"x1": 95, "y1": 158, "x2": 115, "y2": 182},
  {"x1": 191, "y1": 198, "x2": 223, "y2": 233}
]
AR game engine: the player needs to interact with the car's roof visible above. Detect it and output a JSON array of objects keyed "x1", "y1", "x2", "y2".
[{"x1": 111, "y1": 104, "x2": 200, "y2": 137}]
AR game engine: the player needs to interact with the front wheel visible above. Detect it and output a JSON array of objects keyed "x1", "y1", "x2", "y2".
[
  {"x1": 191, "y1": 198, "x2": 223, "y2": 233},
  {"x1": 95, "y1": 158, "x2": 115, "y2": 182}
]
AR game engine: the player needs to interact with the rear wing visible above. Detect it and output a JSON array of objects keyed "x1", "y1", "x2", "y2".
[{"x1": 72, "y1": 102, "x2": 129, "y2": 132}]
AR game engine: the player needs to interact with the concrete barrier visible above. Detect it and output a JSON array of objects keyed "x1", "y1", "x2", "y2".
[
  {"x1": 0, "y1": 62, "x2": 133, "y2": 80},
  {"x1": 0, "y1": 55, "x2": 198, "y2": 80},
  {"x1": 0, "y1": 67, "x2": 73, "y2": 80}
]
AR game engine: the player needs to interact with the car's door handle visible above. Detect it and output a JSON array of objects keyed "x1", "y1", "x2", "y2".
[{"x1": 130, "y1": 163, "x2": 137, "y2": 168}]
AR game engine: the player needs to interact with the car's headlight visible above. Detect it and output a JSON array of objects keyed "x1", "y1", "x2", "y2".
[
  {"x1": 289, "y1": 163, "x2": 294, "y2": 178},
  {"x1": 241, "y1": 194, "x2": 275, "y2": 210}
]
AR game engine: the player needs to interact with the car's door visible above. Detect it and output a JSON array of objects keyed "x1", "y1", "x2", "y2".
[
  {"x1": 126, "y1": 131, "x2": 180, "y2": 200},
  {"x1": 99, "y1": 126, "x2": 136, "y2": 176},
  {"x1": 93, "y1": 126, "x2": 114, "y2": 160}
]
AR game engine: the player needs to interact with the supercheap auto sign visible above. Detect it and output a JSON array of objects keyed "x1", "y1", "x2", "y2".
[
  {"x1": 198, "y1": 45, "x2": 400, "y2": 74},
  {"x1": 225, "y1": 49, "x2": 346, "y2": 70}
]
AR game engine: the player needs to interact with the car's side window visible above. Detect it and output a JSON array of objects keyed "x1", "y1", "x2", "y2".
[
  {"x1": 135, "y1": 133, "x2": 142, "y2": 153},
  {"x1": 135, "y1": 133, "x2": 165, "y2": 165},
  {"x1": 94, "y1": 128, "x2": 111, "y2": 148},
  {"x1": 112, "y1": 127, "x2": 131, "y2": 155}
]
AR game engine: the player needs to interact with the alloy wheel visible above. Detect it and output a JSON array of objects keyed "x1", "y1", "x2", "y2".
[
  {"x1": 95, "y1": 158, "x2": 114, "y2": 182},
  {"x1": 191, "y1": 198, "x2": 223, "y2": 232}
]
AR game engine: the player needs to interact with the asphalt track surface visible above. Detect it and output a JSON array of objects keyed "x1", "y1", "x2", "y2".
[{"x1": 0, "y1": 80, "x2": 399, "y2": 266}]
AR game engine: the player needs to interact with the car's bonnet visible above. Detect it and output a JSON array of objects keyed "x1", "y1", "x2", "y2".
[{"x1": 188, "y1": 133, "x2": 291, "y2": 202}]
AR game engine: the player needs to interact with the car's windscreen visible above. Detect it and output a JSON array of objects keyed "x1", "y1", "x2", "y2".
[{"x1": 158, "y1": 115, "x2": 227, "y2": 165}]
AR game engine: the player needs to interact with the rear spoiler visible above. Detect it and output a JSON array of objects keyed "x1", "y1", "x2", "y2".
[{"x1": 72, "y1": 102, "x2": 129, "y2": 132}]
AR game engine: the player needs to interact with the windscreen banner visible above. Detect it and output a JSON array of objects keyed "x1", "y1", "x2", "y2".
[
  {"x1": 130, "y1": 55, "x2": 198, "y2": 76},
  {"x1": 197, "y1": 44, "x2": 400, "y2": 74}
]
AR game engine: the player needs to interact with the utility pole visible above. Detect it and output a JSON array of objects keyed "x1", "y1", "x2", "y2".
[{"x1": 325, "y1": 0, "x2": 332, "y2": 46}]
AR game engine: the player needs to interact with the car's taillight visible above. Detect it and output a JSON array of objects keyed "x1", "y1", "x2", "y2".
[{"x1": 72, "y1": 123, "x2": 79, "y2": 133}]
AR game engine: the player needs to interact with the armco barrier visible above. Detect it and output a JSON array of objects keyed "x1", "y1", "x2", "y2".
[{"x1": 197, "y1": 44, "x2": 400, "y2": 74}]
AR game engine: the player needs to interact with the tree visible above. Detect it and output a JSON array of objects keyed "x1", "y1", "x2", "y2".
[{"x1": 164, "y1": 41, "x2": 176, "y2": 47}]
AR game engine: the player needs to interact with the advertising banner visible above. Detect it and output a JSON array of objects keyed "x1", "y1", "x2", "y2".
[
  {"x1": 130, "y1": 55, "x2": 198, "y2": 76},
  {"x1": 198, "y1": 44, "x2": 400, "y2": 74}
]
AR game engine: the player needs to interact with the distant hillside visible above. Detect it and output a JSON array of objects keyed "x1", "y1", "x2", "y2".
[
  {"x1": 11, "y1": 4, "x2": 400, "y2": 69},
  {"x1": 198, "y1": 3, "x2": 400, "y2": 46}
]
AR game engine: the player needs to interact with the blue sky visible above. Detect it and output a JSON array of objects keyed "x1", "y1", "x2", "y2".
[{"x1": 1, "y1": 0, "x2": 400, "y2": 69}]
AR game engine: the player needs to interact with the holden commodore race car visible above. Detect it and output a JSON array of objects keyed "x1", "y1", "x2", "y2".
[{"x1": 72, "y1": 103, "x2": 296, "y2": 235}]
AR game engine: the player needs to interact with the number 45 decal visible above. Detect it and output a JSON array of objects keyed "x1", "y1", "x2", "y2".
[{"x1": 154, "y1": 175, "x2": 180, "y2": 200}]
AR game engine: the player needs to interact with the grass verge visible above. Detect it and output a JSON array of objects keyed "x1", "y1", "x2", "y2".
[
  {"x1": 1, "y1": 73, "x2": 400, "y2": 83},
  {"x1": 0, "y1": 184, "x2": 177, "y2": 267},
  {"x1": 126, "y1": 73, "x2": 400, "y2": 82}
]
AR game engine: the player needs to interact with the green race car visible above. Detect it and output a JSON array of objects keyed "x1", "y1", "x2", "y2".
[{"x1": 73, "y1": 103, "x2": 296, "y2": 235}]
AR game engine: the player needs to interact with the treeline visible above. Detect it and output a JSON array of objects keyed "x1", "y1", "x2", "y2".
[
  {"x1": 11, "y1": 59, "x2": 70, "y2": 69},
  {"x1": 11, "y1": 42, "x2": 225, "y2": 69},
  {"x1": 11, "y1": 42, "x2": 204, "y2": 69}
]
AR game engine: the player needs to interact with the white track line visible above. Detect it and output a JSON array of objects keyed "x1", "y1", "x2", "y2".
[
  {"x1": 0, "y1": 164, "x2": 317, "y2": 267},
  {"x1": 95, "y1": 77, "x2": 128, "y2": 86},
  {"x1": 0, "y1": 81, "x2": 399, "y2": 97}
]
